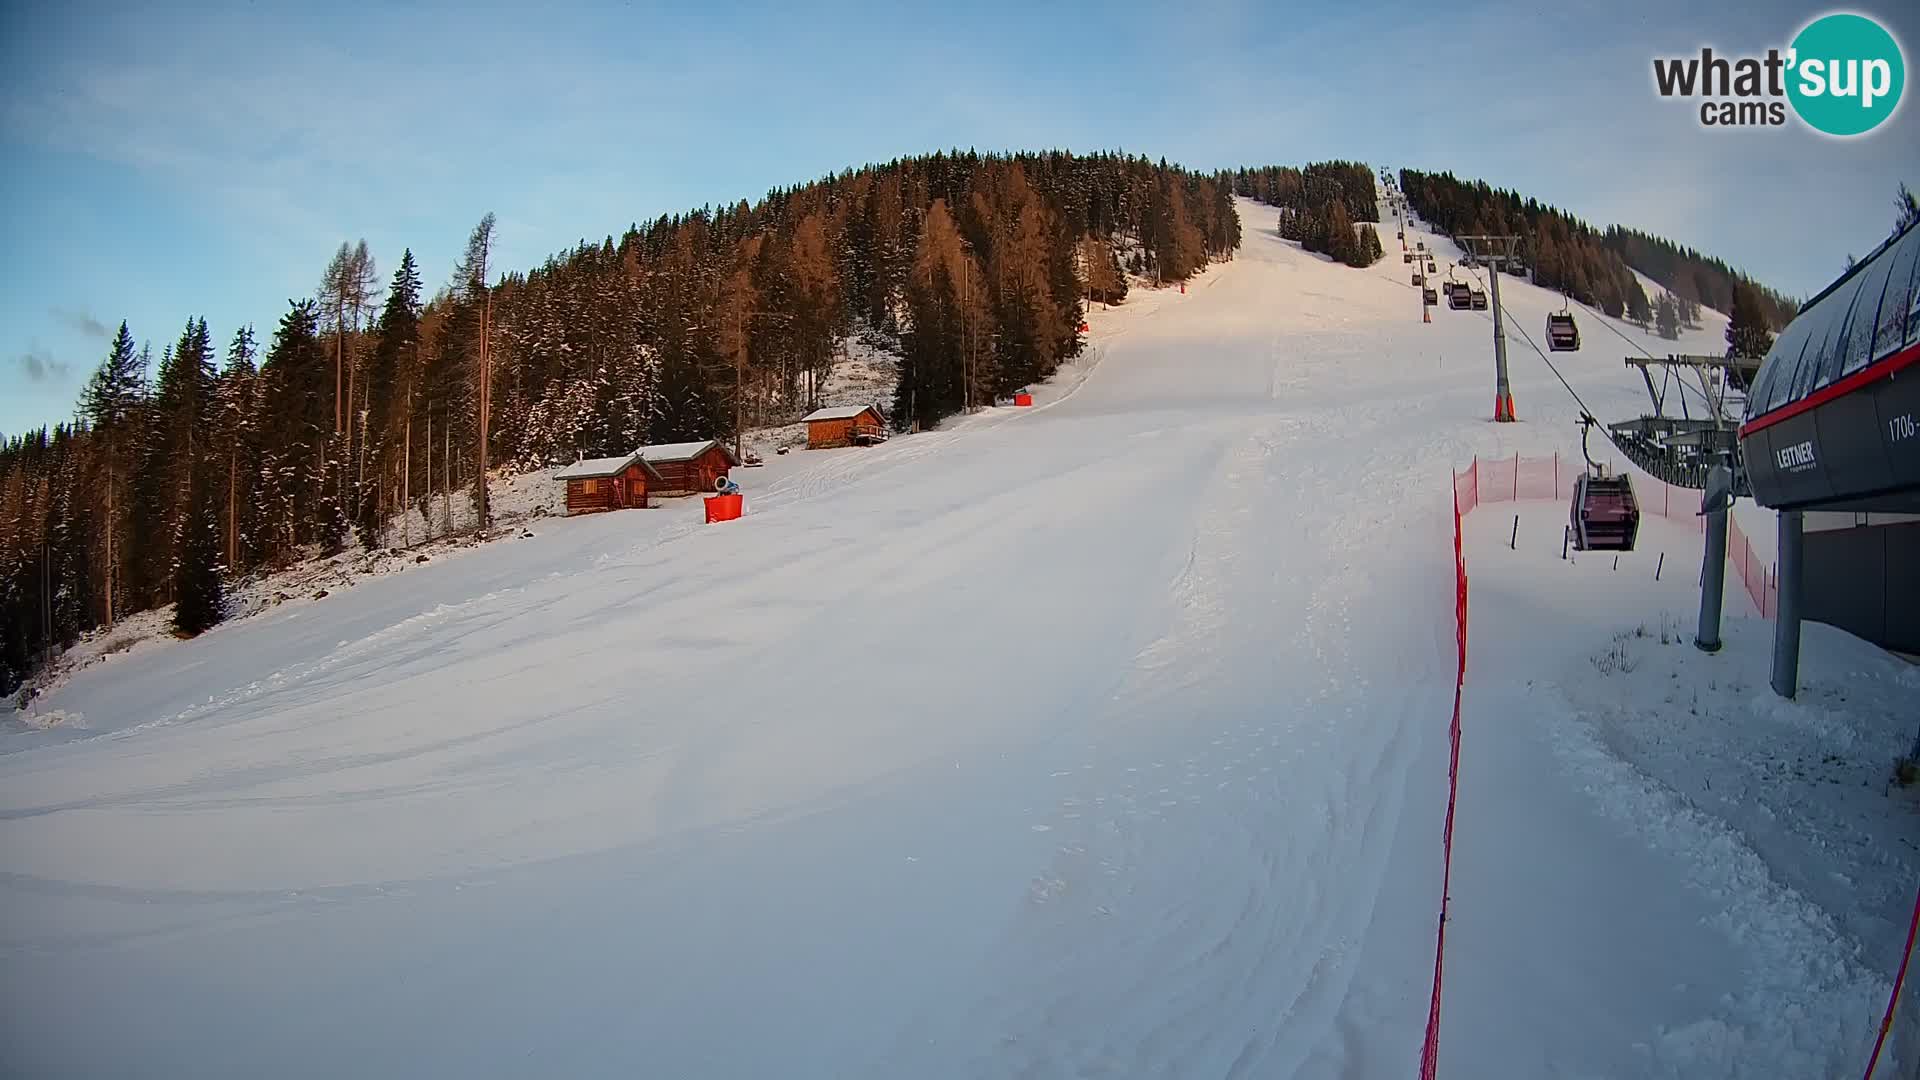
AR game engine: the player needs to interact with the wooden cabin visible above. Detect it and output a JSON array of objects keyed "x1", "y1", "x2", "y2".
[
  {"x1": 639, "y1": 439, "x2": 739, "y2": 496},
  {"x1": 802, "y1": 404, "x2": 887, "y2": 450},
  {"x1": 555, "y1": 451, "x2": 662, "y2": 515}
]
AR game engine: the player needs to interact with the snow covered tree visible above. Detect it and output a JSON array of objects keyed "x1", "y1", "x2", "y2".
[
  {"x1": 1726, "y1": 282, "x2": 1776, "y2": 360},
  {"x1": 1080, "y1": 235, "x2": 1127, "y2": 306},
  {"x1": 1626, "y1": 280, "x2": 1653, "y2": 326},
  {"x1": 214, "y1": 326, "x2": 259, "y2": 571},
  {"x1": 1655, "y1": 293, "x2": 1681, "y2": 340},
  {"x1": 454, "y1": 215, "x2": 496, "y2": 530},
  {"x1": 79, "y1": 322, "x2": 147, "y2": 624},
  {"x1": 170, "y1": 496, "x2": 225, "y2": 638},
  {"x1": 357, "y1": 250, "x2": 422, "y2": 547}
]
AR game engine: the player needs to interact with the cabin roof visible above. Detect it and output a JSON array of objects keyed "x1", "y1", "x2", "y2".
[
  {"x1": 639, "y1": 439, "x2": 739, "y2": 465},
  {"x1": 802, "y1": 404, "x2": 881, "y2": 423},
  {"x1": 554, "y1": 451, "x2": 663, "y2": 481}
]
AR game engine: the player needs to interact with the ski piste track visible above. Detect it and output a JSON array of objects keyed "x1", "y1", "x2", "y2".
[{"x1": 1, "y1": 194, "x2": 1883, "y2": 1077}]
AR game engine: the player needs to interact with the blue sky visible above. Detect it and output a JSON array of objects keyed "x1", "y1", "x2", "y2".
[{"x1": 3, "y1": 0, "x2": 1916, "y2": 435}]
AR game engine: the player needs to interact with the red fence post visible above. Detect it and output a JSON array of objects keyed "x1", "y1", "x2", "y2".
[
  {"x1": 1863, "y1": 884, "x2": 1920, "y2": 1079},
  {"x1": 1425, "y1": 476, "x2": 1472, "y2": 1080}
]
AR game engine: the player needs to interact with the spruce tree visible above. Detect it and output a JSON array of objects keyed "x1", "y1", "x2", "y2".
[
  {"x1": 1655, "y1": 293, "x2": 1681, "y2": 340},
  {"x1": 1627, "y1": 281, "x2": 1652, "y2": 326},
  {"x1": 1726, "y1": 282, "x2": 1776, "y2": 359},
  {"x1": 171, "y1": 496, "x2": 225, "y2": 638},
  {"x1": 215, "y1": 327, "x2": 259, "y2": 572},
  {"x1": 357, "y1": 250, "x2": 422, "y2": 547},
  {"x1": 80, "y1": 323, "x2": 147, "y2": 624}
]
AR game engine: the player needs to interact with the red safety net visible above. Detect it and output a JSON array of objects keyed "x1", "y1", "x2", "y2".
[
  {"x1": 1429, "y1": 454, "x2": 1787, "y2": 1075},
  {"x1": 1451, "y1": 454, "x2": 1776, "y2": 617},
  {"x1": 1421, "y1": 483, "x2": 1470, "y2": 1079}
]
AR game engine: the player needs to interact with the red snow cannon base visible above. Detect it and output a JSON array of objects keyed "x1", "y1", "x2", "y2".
[{"x1": 704, "y1": 493, "x2": 743, "y2": 523}]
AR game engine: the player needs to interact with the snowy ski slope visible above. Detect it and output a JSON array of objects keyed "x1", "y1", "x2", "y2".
[{"x1": 3, "y1": 194, "x2": 1849, "y2": 1078}]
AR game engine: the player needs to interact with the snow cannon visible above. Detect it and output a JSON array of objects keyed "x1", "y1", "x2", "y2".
[{"x1": 704, "y1": 490, "x2": 744, "y2": 523}]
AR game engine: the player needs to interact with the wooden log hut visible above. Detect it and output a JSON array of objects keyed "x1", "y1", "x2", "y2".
[
  {"x1": 802, "y1": 404, "x2": 888, "y2": 450},
  {"x1": 639, "y1": 440, "x2": 740, "y2": 496},
  {"x1": 555, "y1": 451, "x2": 662, "y2": 515}
]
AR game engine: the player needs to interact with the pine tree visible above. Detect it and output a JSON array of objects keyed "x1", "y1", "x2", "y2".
[
  {"x1": 215, "y1": 326, "x2": 259, "y2": 571},
  {"x1": 1655, "y1": 293, "x2": 1681, "y2": 340},
  {"x1": 79, "y1": 323, "x2": 146, "y2": 624},
  {"x1": 1726, "y1": 282, "x2": 1776, "y2": 359},
  {"x1": 171, "y1": 496, "x2": 225, "y2": 638},
  {"x1": 1627, "y1": 281, "x2": 1653, "y2": 326},
  {"x1": 455, "y1": 215, "x2": 497, "y2": 530},
  {"x1": 1896, "y1": 182, "x2": 1920, "y2": 236},
  {"x1": 256, "y1": 301, "x2": 327, "y2": 563},
  {"x1": 357, "y1": 250, "x2": 422, "y2": 547}
]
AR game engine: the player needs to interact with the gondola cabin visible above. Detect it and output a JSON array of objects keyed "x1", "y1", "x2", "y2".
[
  {"x1": 639, "y1": 439, "x2": 739, "y2": 496},
  {"x1": 803, "y1": 404, "x2": 889, "y2": 449},
  {"x1": 1422, "y1": 286, "x2": 1439, "y2": 306},
  {"x1": 1447, "y1": 283, "x2": 1471, "y2": 309},
  {"x1": 555, "y1": 451, "x2": 662, "y2": 515},
  {"x1": 1412, "y1": 272, "x2": 1424, "y2": 286},
  {"x1": 1570, "y1": 472, "x2": 1640, "y2": 551},
  {"x1": 1470, "y1": 288, "x2": 1489, "y2": 311},
  {"x1": 1403, "y1": 252, "x2": 1413, "y2": 264},
  {"x1": 1547, "y1": 312, "x2": 1581, "y2": 351}
]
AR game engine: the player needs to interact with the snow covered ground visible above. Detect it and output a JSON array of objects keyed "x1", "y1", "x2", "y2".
[
  {"x1": 1448, "y1": 501, "x2": 1919, "y2": 1078},
  {"x1": 3, "y1": 194, "x2": 1912, "y2": 1078}
]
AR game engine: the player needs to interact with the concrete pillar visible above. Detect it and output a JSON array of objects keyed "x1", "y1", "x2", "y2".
[
  {"x1": 1696, "y1": 465, "x2": 1729, "y2": 653},
  {"x1": 1771, "y1": 509, "x2": 1804, "y2": 699}
]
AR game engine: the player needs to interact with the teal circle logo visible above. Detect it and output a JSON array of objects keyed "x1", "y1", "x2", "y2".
[{"x1": 1787, "y1": 13, "x2": 1905, "y2": 136}]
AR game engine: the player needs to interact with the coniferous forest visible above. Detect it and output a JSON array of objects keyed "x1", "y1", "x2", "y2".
[
  {"x1": 1225, "y1": 163, "x2": 1386, "y2": 267},
  {"x1": 1397, "y1": 168, "x2": 1798, "y2": 330},
  {"x1": 4, "y1": 152, "x2": 1796, "y2": 695},
  {"x1": 0, "y1": 150, "x2": 1260, "y2": 693}
]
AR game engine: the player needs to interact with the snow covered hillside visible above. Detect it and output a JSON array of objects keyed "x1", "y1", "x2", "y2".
[{"x1": 2, "y1": 194, "x2": 1909, "y2": 1079}]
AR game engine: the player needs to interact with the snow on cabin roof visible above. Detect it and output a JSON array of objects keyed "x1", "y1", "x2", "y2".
[
  {"x1": 802, "y1": 404, "x2": 881, "y2": 423},
  {"x1": 553, "y1": 451, "x2": 659, "y2": 481},
  {"x1": 639, "y1": 439, "x2": 738, "y2": 465}
]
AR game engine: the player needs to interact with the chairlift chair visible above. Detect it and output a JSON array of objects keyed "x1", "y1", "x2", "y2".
[
  {"x1": 1547, "y1": 303, "x2": 1581, "y2": 351},
  {"x1": 1569, "y1": 414, "x2": 1639, "y2": 552}
]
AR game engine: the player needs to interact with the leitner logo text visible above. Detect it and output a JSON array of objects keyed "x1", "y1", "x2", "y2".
[{"x1": 1777, "y1": 441, "x2": 1818, "y2": 471}]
